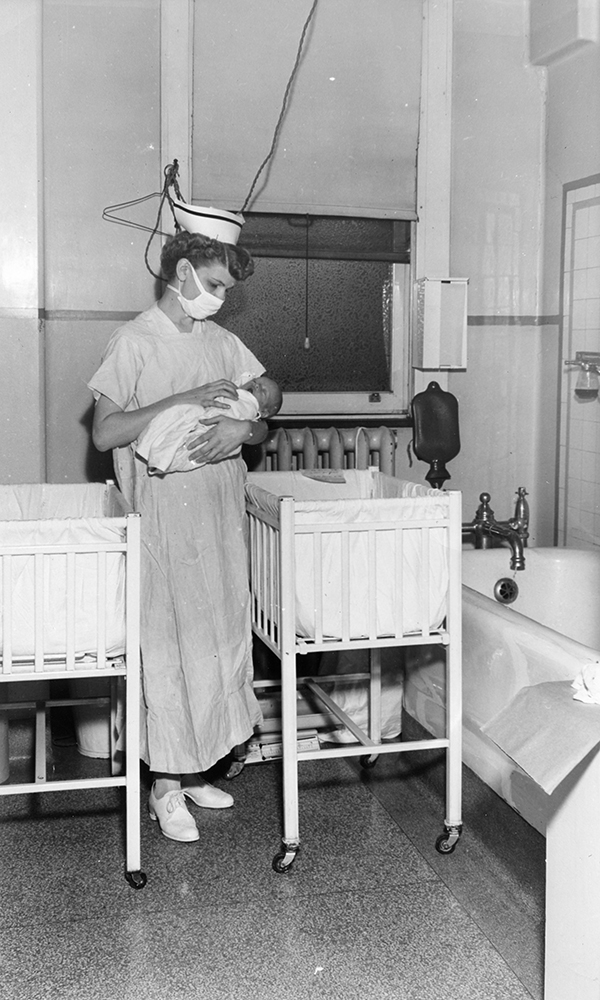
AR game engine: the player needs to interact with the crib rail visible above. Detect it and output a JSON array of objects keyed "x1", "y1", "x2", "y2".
[
  {"x1": 0, "y1": 514, "x2": 139, "y2": 680},
  {"x1": 256, "y1": 426, "x2": 397, "y2": 475},
  {"x1": 247, "y1": 497, "x2": 456, "y2": 654}
]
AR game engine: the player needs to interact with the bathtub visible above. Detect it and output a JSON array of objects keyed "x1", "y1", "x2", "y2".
[{"x1": 403, "y1": 546, "x2": 600, "y2": 834}]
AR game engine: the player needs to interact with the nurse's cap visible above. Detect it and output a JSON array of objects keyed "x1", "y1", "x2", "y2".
[{"x1": 171, "y1": 197, "x2": 244, "y2": 245}]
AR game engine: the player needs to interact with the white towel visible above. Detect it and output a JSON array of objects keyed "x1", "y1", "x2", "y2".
[{"x1": 572, "y1": 662, "x2": 600, "y2": 704}]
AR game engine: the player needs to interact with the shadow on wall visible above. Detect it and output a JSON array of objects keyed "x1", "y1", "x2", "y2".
[{"x1": 80, "y1": 402, "x2": 115, "y2": 483}]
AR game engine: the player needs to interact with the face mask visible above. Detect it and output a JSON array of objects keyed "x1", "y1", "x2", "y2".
[{"x1": 168, "y1": 263, "x2": 224, "y2": 320}]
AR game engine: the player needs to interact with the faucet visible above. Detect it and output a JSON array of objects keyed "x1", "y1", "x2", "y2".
[{"x1": 462, "y1": 488, "x2": 529, "y2": 571}]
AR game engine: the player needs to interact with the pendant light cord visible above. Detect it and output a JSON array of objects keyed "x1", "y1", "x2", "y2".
[
  {"x1": 241, "y1": 0, "x2": 319, "y2": 213},
  {"x1": 304, "y1": 214, "x2": 311, "y2": 350}
]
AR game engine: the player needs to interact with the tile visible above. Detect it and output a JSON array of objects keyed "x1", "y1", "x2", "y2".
[
  {"x1": 0, "y1": 883, "x2": 535, "y2": 1000},
  {"x1": 0, "y1": 714, "x2": 545, "y2": 1000},
  {"x1": 0, "y1": 755, "x2": 435, "y2": 926}
]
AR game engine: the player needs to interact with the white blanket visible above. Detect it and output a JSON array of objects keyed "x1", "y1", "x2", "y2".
[{"x1": 136, "y1": 391, "x2": 259, "y2": 474}]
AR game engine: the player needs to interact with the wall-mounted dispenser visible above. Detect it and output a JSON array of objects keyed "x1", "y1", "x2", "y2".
[
  {"x1": 565, "y1": 352, "x2": 600, "y2": 400},
  {"x1": 412, "y1": 278, "x2": 468, "y2": 370}
]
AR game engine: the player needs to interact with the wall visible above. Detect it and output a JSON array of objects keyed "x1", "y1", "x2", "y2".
[
  {"x1": 442, "y1": 0, "x2": 554, "y2": 543},
  {"x1": 558, "y1": 182, "x2": 600, "y2": 546},
  {"x1": 539, "y1": 15, "x2": 600, "y2": 546},
  {"x1": 0, "y1": 1, "x2": 45, "y2": 483},
  {"x1": 0, "y1": 0, "x2": 161, "y2": 485},
  {"x1": 0, "y1": 0, "x2": 587, "y2": 537}
]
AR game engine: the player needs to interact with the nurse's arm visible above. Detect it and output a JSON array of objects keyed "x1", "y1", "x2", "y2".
[
  {"x1": 92, "y1": 380, "x2": 240, "y2": 452},
  {"x1": 187, "y1": 415, "x2": 268, "y2": 465},
  {"x1": 92, "y1": 395, "x2": 162, "y2": 451}
]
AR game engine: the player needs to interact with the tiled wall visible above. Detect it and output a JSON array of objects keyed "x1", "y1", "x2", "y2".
[{"x1": 558, "y1": 179, "x2": 600, "y2": 546}]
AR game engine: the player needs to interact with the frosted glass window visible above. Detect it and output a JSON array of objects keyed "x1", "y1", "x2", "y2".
[
  {"x1": 219, "y1": 258, "x2": 393, "y2": 392},
  {"x1": 218, "y1": 213, "x2": 411, "y2": 416}
]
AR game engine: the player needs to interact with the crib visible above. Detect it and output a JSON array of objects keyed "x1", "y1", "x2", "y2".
[
  {"x1": 0, "y1": 482, "x2": 146, "y2": 889},
  {"x1": 245, "y1": 468, "x2": 462, "y2": 872}
]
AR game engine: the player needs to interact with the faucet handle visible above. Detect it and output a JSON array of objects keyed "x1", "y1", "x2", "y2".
[
  {"x1": 476, "y1": 492, "x2": 494, "y2": 522},
  {"x1": 512, "y1": 486, "x2": 530, "y2": 542}
]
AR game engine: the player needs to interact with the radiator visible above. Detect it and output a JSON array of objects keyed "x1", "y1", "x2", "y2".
[{"x1": 255, "y1": 426, "x2": 397, "y2": 475}]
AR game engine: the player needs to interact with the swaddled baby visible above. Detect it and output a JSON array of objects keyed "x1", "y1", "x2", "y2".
[{"x1": 136, "y1": 375, "x2": 282, "y2": 475}]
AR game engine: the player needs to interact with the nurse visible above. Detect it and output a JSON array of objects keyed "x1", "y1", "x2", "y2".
[{"x1": 89, "y1": 214, "x2": 267, "y2": 843}]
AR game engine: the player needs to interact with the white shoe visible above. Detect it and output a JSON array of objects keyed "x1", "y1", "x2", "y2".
[
  {"x1": 148, "y1": 784, "x2": 200, "y2": 842},
  {"x1": 182, "y1": 779, "x2": 234, "y2": 809}
]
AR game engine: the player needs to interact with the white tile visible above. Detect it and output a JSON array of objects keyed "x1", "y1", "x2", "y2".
[
  {"x1": 586, "y1": 267, "x2": 600, "y2": 299},
  {"x1": 573, "y1": 269, "x2": 588, "y2": 299},
  {"x1": 582, "y1": 422, "x2": 598, "y2": 452},
  {"x1": 586, "y1": 236, "x2": 600, "y2": 269},
  {"x1": 585, "y1": 298, "x2": 600, "y2": 329},
  {"x1": 570, "y1": 331, "x2": 588, "y2": 357},
  {"x1": 570, "y1": 449, "x2": 583, "y2": 480},
  {"x1": 588, "y1": 203, "x2": 600, "y2": 238},
  {"x1": 570, "y1": 418, "x2": 584, "y2": 449},
  {"x1": 567, "y1": 477, "x2": 582, "y2": 507},
  {"x1": 572, "y1": 299, "x2": 587, "y2": 329},
  {"x1": 580, "y1": 508, "x2": 594, "y2": 534},
  {"x1": 580, "y1": 480, "x2": 598, "y2": 513},
  {"x1": 573, "y1": 239, "x2": 588, "y2": 269}
]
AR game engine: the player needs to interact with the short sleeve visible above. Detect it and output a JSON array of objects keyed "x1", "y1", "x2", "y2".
[
  {"x1": 87, "y1": 331, "x2": 145, "y2": 410},
  {"x1": 224, "y1": 331, "x2": 265, "y2": 384}
]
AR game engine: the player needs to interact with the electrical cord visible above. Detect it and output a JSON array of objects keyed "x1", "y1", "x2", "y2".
[{"x1": 241, "y1": 0, "x2": 319, "y2": 214}]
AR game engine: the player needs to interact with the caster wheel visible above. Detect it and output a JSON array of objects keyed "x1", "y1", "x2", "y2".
[
  {"x1": 272, "y1": 847, "x2": 298, "y2": 873},
  {"x1": 125, "y1": 870, "x2": 148, "y2": 889},
  {"x1": 360, "y1": 754, "x2": 379, "y2": 769},
  {"x1": 435, "y1": 834, "x2": 456, "y2": 855}
]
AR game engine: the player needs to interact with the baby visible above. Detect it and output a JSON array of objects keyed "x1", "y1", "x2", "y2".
[{"x1": 135, "y1": 375, "x2": 282, "y2": 475}]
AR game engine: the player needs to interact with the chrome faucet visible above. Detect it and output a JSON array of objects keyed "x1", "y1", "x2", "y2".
[{"x1": 462, "y1": 488, "x2": 529, "y2": 571}]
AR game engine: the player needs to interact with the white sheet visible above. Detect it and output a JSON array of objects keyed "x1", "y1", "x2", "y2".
[
  {"x1": 246, "y1": 471, "x2": 449, "y2": 640},
  {"x1": 0, "y1": 484, "x2": 127, "y2": 658}
]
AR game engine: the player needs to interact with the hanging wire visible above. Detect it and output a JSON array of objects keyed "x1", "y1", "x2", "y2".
[
  {"x1": 102, "y1": 0, "x2": 319, "y2": 273},
  {"x1": 102, "y1": 161, "x2": 183, "y2": 279},
  {"x1": 240, "y1": 0, "x2": 319, "y2": 213},
  {"x1": 304, "y1": 214, "x2": 311, "y2": 350}
]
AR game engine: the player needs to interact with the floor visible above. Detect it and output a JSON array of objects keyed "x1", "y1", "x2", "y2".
[{"x1": 0, "y1": 709, "x2": 545, "y2": 1000}]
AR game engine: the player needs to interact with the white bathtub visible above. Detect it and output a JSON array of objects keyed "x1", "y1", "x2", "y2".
[{"x1": 403, "y1": 547, "x2": 600, "y2": 834}]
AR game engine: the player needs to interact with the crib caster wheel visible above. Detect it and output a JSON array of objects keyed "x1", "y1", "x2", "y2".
[
  {"x1": 272, "y1": 844, "x2": 299, "y2": 874},
  {"x1": 360, "y1": 754, "x2": 379, "y2": 769},
  {"x1": 435, "y1": 825, "x2": 462, "y2": 855},
  {"x1": 125, "y1": 870, "x2": 148, "y2": 890}
]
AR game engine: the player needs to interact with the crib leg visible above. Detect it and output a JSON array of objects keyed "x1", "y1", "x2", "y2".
[
  {"x1": 123, "y1": 662, "x2": 147, "y2": 889},
  {"x1": 275, "y1": 644, "x2": 300, "y2": 874},
  {"x1": 35, "y1": 702, "x2": 47, "y2": 783}
]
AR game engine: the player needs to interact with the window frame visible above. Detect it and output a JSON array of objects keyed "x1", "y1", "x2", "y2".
[
  {"x1": 255, "y1": 260, "x2": 413, "y2": 421},
  {"x1": 159, "y1": 0, "x2": 454, "y2": 419}
]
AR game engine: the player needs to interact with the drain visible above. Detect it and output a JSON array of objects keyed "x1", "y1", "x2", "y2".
[{"x1": 494, "y1": 577, "x2": 519, "y2": 604}]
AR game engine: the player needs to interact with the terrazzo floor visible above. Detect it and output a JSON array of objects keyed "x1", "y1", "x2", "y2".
[{"x1": 0, "y1": 710, "x2": 545, "y2": 1000}]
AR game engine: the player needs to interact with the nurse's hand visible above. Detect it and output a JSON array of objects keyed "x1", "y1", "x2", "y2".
[
  {"x1": 174, "y1": 379, "x2": 239, "y2": 410},
  {"x1": 187, "y1": 414, "x2": 252, "y2": 465}
]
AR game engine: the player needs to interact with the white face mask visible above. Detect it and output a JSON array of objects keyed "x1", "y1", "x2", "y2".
[{"x1": 168, "y1": 262, "x2": 224, "y2": 320}]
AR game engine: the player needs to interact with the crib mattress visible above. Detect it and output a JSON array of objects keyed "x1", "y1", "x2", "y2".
[
  {"x1": 0, "y1": 484, "x2": 128, "y2": 659},
  {"x1": 245, "y1": 471, "x2": 450, "y2": 640}
]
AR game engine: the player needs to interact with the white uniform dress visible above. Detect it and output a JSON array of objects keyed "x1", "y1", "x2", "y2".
[{"x1": 88, "y1": 303, "x2": 264, "y2": 773}]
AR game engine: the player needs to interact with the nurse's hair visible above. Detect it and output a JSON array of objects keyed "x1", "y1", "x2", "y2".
[{"x1": 160, "y1": 231, "x2": 254, "y2": 282}]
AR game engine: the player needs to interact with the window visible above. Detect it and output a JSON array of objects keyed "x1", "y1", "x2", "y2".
[{"x1": 218, "y1": 214, "x2": 412, "y2": 418}]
